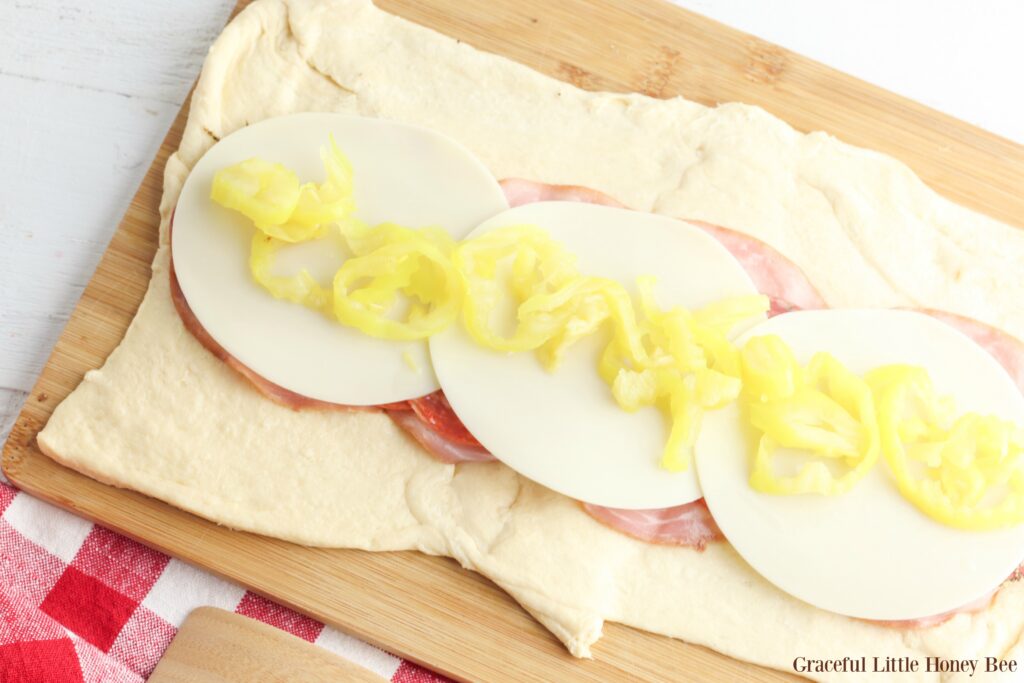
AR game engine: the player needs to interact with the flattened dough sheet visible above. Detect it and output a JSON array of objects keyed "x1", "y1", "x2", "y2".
[{"x1": 39, "y1": 1, "x2": 1024, "y2": 679}]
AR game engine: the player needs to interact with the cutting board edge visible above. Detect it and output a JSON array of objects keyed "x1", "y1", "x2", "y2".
[{"x1": 3, "y1": 0, "x2": 1022, "y2": 681}]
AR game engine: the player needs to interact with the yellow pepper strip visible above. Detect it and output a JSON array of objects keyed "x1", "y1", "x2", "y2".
[
  {"x1": 211, "y1": 158, "x2": 301, "y2": 229},
  {"x1": 740, "y1": 334, "x2": 803, "y2": 402},
  {"x1": 332, "y1": 221, "x2": 462, "y2": 340},
  {"x1": 249, "y1": 219, "x2": 462, "y2": 340},
  {"x1": 595, "y1": 278, "x2": 764, "y2": 472},
  {"x1": 531, "y1": 277, "x2": 647, "y2": 371},
  {"x1": 221, "y1": 139, "x2": 1024, "y2": 526},
  {"x1": 289, "y1": 136, "x2": 355, "y2": 229},
  {"x1": 214, "y1": 142, "x2": 775, "y2": 474},
  {"x1": 214, "y1": 139, "x2": 459, "y2": 340},
  {"x1": 455, "y1": 227, "x2": 766, "y2": 473},
  {"x1": 661, "y1": 373, "x2": 703, "y2": 472},
  {"x1": 742, "y1": 336, "x2": 880, "y2": 495},
  {"x1": 212, "y1": 137, "x2": 355, "y2": 243},
  {"x1": 249, "y1": 233, "x2": 332, "y2": 313},
  {"x1": 868, "y1": 365, "x2": 1024, "y2": 530},
  {"x1": 615, "y1": 280, "x2": 763, "y2": 471},
  {"x1": 453, "y1": 225, "x2": 580, "y2": 352},
  {"x1": 737, "y1": 335, "x2": 1024, "y2": 528}
]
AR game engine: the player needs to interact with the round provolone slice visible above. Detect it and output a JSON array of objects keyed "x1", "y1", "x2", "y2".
[
  {"x1": 172, "y1": 113, "x2": 508, "y2": 405},
  {"x1": 429, "y1": 201, "x2": 762, "y2": 509},
  {"x1": 695, "y1": 309, "x2": 1024, "y2": 621}
]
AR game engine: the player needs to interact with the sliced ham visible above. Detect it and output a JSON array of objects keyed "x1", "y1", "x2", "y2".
[
  {"x1": 500, "y1": 177, "x2": 625, "y2": 208},
  {"x1": 388, "y1": 409, "x2": 495, "y2": 464},
  {"x1": 582, "y1": 500, "x2": 723, "y2": 550},
  {"x1": 923, "y1": 309, "x2": 1024, "y2": 395},
  {"x1": 686, "y1": 221, "x2": 827, "y2": 315},
  {"x1": 498, "y1": 178, "x2": 826, "y2": 315}
]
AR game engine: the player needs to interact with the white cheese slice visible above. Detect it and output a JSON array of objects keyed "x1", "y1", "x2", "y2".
[
  {"x1": 429, "y1": 201, "x2": 761, "y2": 509},
  {"x1": 695, "y1": 309, "x2": 1024, "y2": 621},
  {"x1": 172, "y1": 113, "x2": 508, "y2": 405}
]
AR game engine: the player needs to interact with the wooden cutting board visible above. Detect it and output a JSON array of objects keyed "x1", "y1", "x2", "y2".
[
  {"x1": 148, "y1": 608, "x2": 388, "y2": 683},
  {"x1": 4, "y1": 1, "x2": 1023, "y2": 682}
]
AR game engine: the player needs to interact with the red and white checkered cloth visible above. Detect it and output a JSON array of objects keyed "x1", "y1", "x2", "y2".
[{"x1": 0, "y1": 480, "x2": 449, "y2": 682}]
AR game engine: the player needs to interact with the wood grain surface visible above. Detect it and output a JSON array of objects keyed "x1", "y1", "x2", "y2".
[
  {"x1": 148, "y1": 608, "x2": 387, "y2": 683},
  {"x1": 4, "y1": 0, "x2": 1023, "y2": 681}
]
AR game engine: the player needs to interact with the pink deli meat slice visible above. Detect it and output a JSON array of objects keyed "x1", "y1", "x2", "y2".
[
  {"x1": 686, "y1": 220, "x2": 827, "y2": 315},
  {"x1": 582, "y1": 500, "x2": 724, "y2": 550},
  {"x1": 499, "y1": 178, "x2": 826, "y2": 314},
  {"x1": 870, "y1": 590, "x2": 996, "y2": 630},
  {"x1": 388, "y1": 409, "x2": 496, "y2": 464},
  {"x1": 499, "y1": 177, "x2": 626, "y2": 208},
  {"x1": 924, "y1": 309, "x2": 1024, "y2": 395}
]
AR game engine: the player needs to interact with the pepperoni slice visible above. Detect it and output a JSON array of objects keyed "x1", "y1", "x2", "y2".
[
  {"x1": 409, "y1": 391, "x2": 485, "y2": 448},
  {"x1": 582, "y1": 499, "x2": 724, "y2": 550},
  {"x1": 388, "y1": 409, "x2": 496, "y2": 464}
]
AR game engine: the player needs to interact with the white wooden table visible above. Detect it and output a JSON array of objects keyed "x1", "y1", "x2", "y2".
[{"x1": 2, "y1": 0, "x2": 1022, "y2": 441}]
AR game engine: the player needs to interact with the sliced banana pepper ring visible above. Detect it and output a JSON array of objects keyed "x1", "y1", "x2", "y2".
[
  {"x1": 869, "y1": 365, "x2": 1024, "y2": 530},
  {"x1": 742, "y1": 337, "x2": 880, "y2": 496}
]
